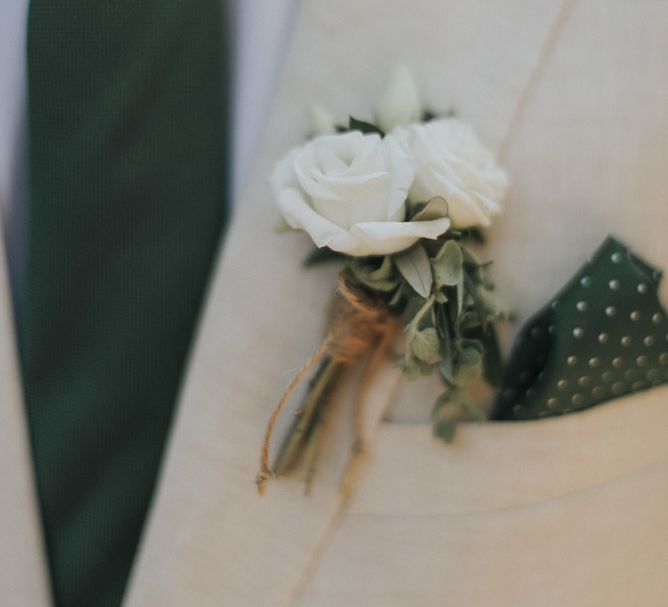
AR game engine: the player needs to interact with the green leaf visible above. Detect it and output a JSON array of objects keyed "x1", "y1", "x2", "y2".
[
  {"x1": 388, "y1": 282, "x2": 406, "y2": 308},
  {"x1": 434, "y1": 417, "x2": 457, "y2": 443},
  {"x1": 460, "y1": 338, "x2": 484, "y2": 357},
  {"x1": 394, "y1": 244, "x2": 433, "y2": 298},
  {"x1": 479, "y1": 287, "x2": 507, "y2": 318},
  {"x1": 439, "y1": 341, "x2": 454, "y2": 385},
  {"x1": 396, "y1": 356, "x2": 420, "y2": 380},
  {"x1": 432, "y1": 240, "x2": 464, "y2": 313},
  {"x1": 433, "y1": 240, "x2": 463, "y2": 286},
  {"x1": 409, "y1": 327, "x2": 441, "y2": 364},
  {"x1": 410, "y1": 196, "x2": 449, "y2": 222},
  {"x1": 367, "y1": 255, "x2": 393, "y2": 280},
  {"x1": 460, "y1": 399, "x2": 487, "y2": 422},
  {"x1": 396, "y1": 356, "x2": 434, "y2": 380},
  {"x1": 432, "y1": 390, "x2": 451, "y2": 413},
  {"x1": 455, "y1": 345, "x2": 483, "y2": 385},
  {"x1": 348, "y1": 258, "x2": 399, "y2": 292},
  {"x1": 403, "y1": 296, "x2": 424, "y2": 323},
  {"x1": 304, "y1": 247, "x2": 347, "y2": 267},
  {"x1": 348, "y1": 116, "x2": 385, "y2": 136}
]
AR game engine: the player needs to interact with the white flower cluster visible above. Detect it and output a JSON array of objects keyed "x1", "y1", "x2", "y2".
[{"x1": 272, "y1": 66, "x2": 508, "y2": 257}]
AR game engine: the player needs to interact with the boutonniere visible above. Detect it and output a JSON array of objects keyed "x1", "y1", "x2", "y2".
[{"x1": 257, "y1": 66, "x2": 509, "y2": 494}]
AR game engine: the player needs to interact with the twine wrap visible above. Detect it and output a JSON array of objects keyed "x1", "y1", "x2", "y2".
[{"x1": 257, "y1": 274, "x2": 400, "y2": 495}]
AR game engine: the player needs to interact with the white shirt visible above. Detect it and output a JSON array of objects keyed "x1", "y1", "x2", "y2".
[
  {"x1": 230, "y1": 0, "x2": 298, "y2": 199},
  {"x1": 0, "y1": 0, "x2": 297, "y2": 308}
]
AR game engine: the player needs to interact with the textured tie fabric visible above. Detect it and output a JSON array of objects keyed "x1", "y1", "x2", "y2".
[
  {"x1": 23, "y1": 3, "x2": 228, "y2": 606},
  {"x1": 493, "y1": 237, "x2": 668, "y2": 420}
]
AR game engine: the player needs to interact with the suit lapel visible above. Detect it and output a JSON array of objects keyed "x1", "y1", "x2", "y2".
[
  {"x1": 0, "y1": 219, "x2": 51, "y2": 606},
  {"x1": 124, "y1": 1, "x2": 571, "y2": 604}
]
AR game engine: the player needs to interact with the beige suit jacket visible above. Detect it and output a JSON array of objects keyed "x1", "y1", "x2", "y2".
[{"x1": 2, "y1": 1, "x2": 667, "y2": 605}]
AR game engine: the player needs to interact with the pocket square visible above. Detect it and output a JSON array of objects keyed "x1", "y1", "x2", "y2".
[{"x1": 493, "y1": 236, "x2": 668, "y2": 420}]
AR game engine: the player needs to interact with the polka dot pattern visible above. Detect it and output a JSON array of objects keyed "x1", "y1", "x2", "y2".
[{"x1": 493, "y1": 237, "x2": 668, "y2": 420}]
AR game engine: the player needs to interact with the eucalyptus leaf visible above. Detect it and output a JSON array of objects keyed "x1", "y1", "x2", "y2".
[
  {"x1": 409, "y1": 327, "x2": 441, "y2": 364},
  {"x1": 403, "y1": 296, "x2": 424, "y2": 323},
  {"x1": 460, "y1": 399, "x2": 487, "y2": 422},
  {"x1": 457, "y1": 277, "x2": 465, "y2": 314},
  {"x1": 439, "y1": 330, "x2": 454, "y2": 384},
  {"x1": 433, "y1": 240, "x2": 465, "y2": 313},
  {"x1": 417, "y1": 359, "x2": 435, "y2": 376},
  {"x1": 455, "y1": 346, "x2": 483, "y2": 384},
  {"x1": 396, "y1": 356, "x2": 434, "y2": 380},
  {"x1": 367, "y1": 255, "x2": 393, "y2": 280},
  {"x1": 459, "y1": 339, "x2": 484, "y2": 356},
  {"x1": 435, "y1": 303, "x2": 449, "y2": 339},
  {"x1": 396, "y1": 357, "x2": 421, "y2": 380},
  {"x1": 439, "y1": 359, "x2": 454, "y2": 386},
  {"x1": 434, "y1": 417, "x2": 457, "y2": 443},
  {"x1": 388, "y1": 282, "x2": 406, "y2": 308},
  {"x1": 348, "y1": 258, "x2": 399, "y2": 292},
  {"x1": 432, "y1": 391, "x2": 451, "y2": 413},
  {"x1": 394, "y1": 244, "x2": 433, "y2": 298},
  {"x1": 432, "y1": 240, "x2": 463, "y2": 287},
  {"x1": 479, "y1": 287, "x2": 507, "y2": 318}
]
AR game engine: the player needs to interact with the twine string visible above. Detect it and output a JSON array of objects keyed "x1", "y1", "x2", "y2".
[{"x1": 257, "y1": 274, "x2": 398, "y2": 495}]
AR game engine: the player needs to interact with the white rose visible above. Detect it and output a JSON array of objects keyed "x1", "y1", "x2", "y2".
[
  {"x1": 375, "y1": 64, "x2": 422, "y2": 133},
  {"x1": 272, "y1": 131, "x2": 450, "y2": 256},
  {"x1": 394, "y1": 118, "x2": 508, "y2": 228}
]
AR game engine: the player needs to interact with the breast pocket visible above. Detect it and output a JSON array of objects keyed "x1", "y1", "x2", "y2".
[{"x1": 297, "y1": 384, "x2": 668, "y2": 607}]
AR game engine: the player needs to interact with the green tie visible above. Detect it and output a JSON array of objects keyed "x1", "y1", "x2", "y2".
[
  {"x1": 493, "y1": 237, "x2": 668, "y2": 420},
  {"x1": 23, "y1": 3, "x2": 228, "y2": 606}
]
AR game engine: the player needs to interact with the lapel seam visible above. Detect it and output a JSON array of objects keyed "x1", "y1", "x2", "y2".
[{"x1": 497, "y1": 0, "x2": 579, "y2": 162}]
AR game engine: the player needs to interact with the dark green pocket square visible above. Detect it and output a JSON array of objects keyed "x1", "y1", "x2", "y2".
[{"x1": 493, "y1": 236, "x2": 668, "y2": 420}]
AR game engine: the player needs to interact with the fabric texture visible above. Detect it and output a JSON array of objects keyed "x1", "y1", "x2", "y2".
[
  {"x1": 23, "y1": 2, "x2": 228, "y2": 606},
  {"x1": 122, "y1": 1, "x2": 668, "y2": 606}
]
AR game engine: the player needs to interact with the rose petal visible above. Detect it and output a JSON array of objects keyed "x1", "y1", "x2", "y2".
[
  {"x1": 395, "y1": 119, "x2": 507, "y2": 228},
  {"x1": 382, "y1": 134, "x2": 415, "y2": 220},
  {"x1": 275, "y1": 187, "x2": 360, "y2": 252},
  {"x1": 349, "y1": 216, "x2": 451, "y2": 256}
]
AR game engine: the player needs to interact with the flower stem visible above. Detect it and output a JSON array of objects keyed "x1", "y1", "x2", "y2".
[{"x1": 273, "y1": 356, "x2": 344, "y2": 476}]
